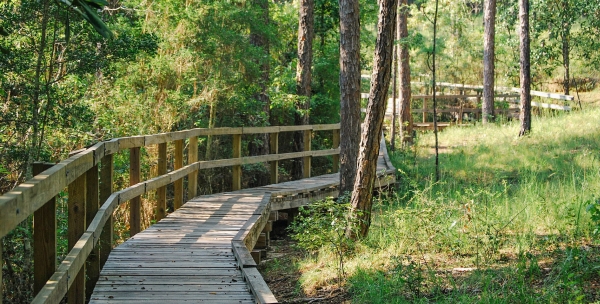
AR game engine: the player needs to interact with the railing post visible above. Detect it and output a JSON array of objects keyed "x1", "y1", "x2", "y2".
[
  {"x1": 269, "y1": 132, "x2": 279, "y2": 184},
  {"x1": 422, "y1": 97, "x2": 427, "y2": 123},
  {"x1": 32, "y1": 163, "x2": 56, "y2": 296},
  {"x1": 156, "y1": 143, "x2": 167, "y2": 220},
  {"x1": 68, "y1": 172, "x2": 86, "y2": 304},
  {"x1": 129, "y1": 147, "x2": 141, "y2": 236},
  {"x1": 232, "y1": 134, "x2": 242, "y2": 191},
  {"x1": 174, "y1": 139, "x2": 184, "y2": 210},
  {"x1": 332, "y1": 129, "x2": 340, "y2": 173},
  {"x1": 99, "y1": 154, "x2": 113, "y2": 268},
  {"x1": 303, "y1": 129, "x2": 312, "y2": 178},
  {"x1": 85, "y1": 163, "x2": 99, "y2": 302},
  {"x1": 188, "y1": 136, "x2": 198, "y2": 199}
]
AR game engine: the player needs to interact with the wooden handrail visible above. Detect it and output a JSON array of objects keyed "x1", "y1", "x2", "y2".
[{"x1": 0, "y1": 123, "x2": 340, "y2": 303}]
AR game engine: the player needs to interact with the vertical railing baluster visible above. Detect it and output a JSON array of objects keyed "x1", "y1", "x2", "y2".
[
  {"x1": 332, "y1": 129, "x2": 340, "y2": 173},
  {"x1": 174, "y1": 139, "x2": 184, "y2": 210},
  {"x1": 33, "y1": 163, "x2": 56, "y2": 296},
  {"x1": 68, "y1": 172, "x2": 86, "y2": 304},
  {"x1": 232, "y1": 134, "x2": 242, "y2": 190},
  {"x1": 99, "y1": 154, "x2": 113, "y2": 268},
  {"x1": 85, "y1": 163, "x2": 99, "y2": 301},
  {"x1": 129, "y1": 147, "x2": 141, "y2": 236},
  {"x1": 156, "y1": 143, "x2": 167, "y2": 220},
  {"x1": 188, "y1": 136, "x2": 198, "y2": 199},
  {"x1": 303, "y1": 129, "x2": 312, "y2": 178},
  {"x1": 270, "y1": 132, "x2": 279, "y2": 184}
]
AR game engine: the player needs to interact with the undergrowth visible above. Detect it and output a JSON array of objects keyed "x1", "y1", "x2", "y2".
[{"x1": 289, "y1": 108, "x2": 600, "y2": 302}]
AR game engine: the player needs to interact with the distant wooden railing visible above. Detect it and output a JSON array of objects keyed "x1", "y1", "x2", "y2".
[{"x1": 0, "y1": 124, "x2": 341, "y2": 304}]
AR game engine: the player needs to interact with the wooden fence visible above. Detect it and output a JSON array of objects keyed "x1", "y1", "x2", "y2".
[{"x1": 0, "y1": 124, "x2": 341, "y2": 303}]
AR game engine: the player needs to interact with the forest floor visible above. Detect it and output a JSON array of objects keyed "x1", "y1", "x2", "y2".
[{"x1": 260, "y1": 101, "x2": 600, "y2": 303}]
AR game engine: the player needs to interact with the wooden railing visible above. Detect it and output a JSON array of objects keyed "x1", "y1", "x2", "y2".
[{"x1": 0, "y1": 124, "x2": 341, "y2": 304}]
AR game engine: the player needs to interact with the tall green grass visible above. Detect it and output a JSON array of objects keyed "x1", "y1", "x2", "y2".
[{"x1": 294, "y1": 109, "x2": 600, "y2": 302}]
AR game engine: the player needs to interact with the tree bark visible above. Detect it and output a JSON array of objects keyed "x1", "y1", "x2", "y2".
[
  {"x1": 339, "y1": 0, "x2": 362, "y2": 195},
  {"x1": 518, "y1": 0, "x2": 531, "y2": 136},
  {"x1": 561, "y1": 0, "x2": 570, "y2": 95},
  {"x1": 250, "y1": 0, "x2": 271, "y2": 186},
  {"x1": 294, "y1": 0, "x2": 314, "y2": 180},
  {"x1": 347, "y1": 0, "x2": 397, "y2": 240},
  {"x1": 482, "y1": 0, "x2": 496, "y2": 123},
  {"x1": 398, "y1": 0, "x2": 412, "y2": 145},
  {"x1": 390, "y1": 21, "x2": 398, "y2": 152}
]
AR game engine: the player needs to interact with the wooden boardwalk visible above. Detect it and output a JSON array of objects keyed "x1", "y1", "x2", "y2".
[{"x1": 89, "y1": 141, "x2": 395, "y2": 303}]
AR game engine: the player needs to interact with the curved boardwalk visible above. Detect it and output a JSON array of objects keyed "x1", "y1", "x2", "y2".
[{"x1": 90, "y1": 141, "x2": 395, "y2": 303}]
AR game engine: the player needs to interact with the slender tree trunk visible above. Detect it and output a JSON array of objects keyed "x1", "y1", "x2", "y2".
[
  {"x1": 561, "y1": 0, "x2": 570, "y2": 96},
  {"x1": 390, "y1": 22, "x2": 398, "y2": 152},
  {"x1": 482, "y1": 0, "x2": 496, "y2": 123},
  {"x1": 294, "y1": 0, "x2": 314, "y2": 180},
  {"x1": 518, "y1": 0, "x2": 531, "y2": 136},
  {"x1": 347, "y1": 0, "x2": 397, "y2": 240},
  {"x1": 432, "y1": 0, "x2": 440, "y2": 182},
  {"x1": 26, "y1": 0, "x2": 51, "y2": 179},
  {"x1": 398, "y1": 0, "x2": 412, "y2": 146},
  {"x1": 250, "y1": 0, "x2": 270, "y2": 186},
  {"x1": 339, "y1": 0, "x2": 362, "y2": 194}
]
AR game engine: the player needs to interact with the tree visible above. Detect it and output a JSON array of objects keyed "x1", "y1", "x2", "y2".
[
  {"x1": 249, "y1": 0, "x2": 272, "y2": 186},
  {"x1": 519, "y1": 0, "x2": 531, "y2": 136},
  {"x1": 294, "y1": 0, "x2": 314, "y2": 179},
  {"x1": 482, "y1": 0, "x2": 496, "y2": 123},
  {"x1": 339, "y1": 0, "x2": 361, "y2": 194},
  {"x1": 398, "y1": 0, "x2": 412, "y2": 145},
  {"x1": 347, "y1": 0, "x2": 397, "y2": 239}
]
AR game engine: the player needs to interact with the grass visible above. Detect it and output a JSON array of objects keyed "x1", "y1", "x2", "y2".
[{"x1": 287, "y1": 107, "x2": 600, "y2": 303}]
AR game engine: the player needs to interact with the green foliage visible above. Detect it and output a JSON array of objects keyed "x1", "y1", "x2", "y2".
[{"x1": 289, "y1": 196, "x2": 358, "y2": 280}]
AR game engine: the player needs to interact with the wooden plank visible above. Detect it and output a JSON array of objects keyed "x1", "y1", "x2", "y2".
[
  {"x1": 188, "y1": 136, "x2": 198, "y2": 199},
  {"x1": 68, "y1": 173, "x2": 86, "y2": 304},
  {"x1": 232, "y1": 241, "x2": 257, "y2": 268},
  {"x1": 232, "y1": 134, "x2": 242, "y2": 191},
  {"x1": 303, "y1": 130, "x2": 312, "y2": 178},
  {"x1": 332, "y1": 129, "x2": 340, "y2": 173},
  {"x1": 99, "y1": 154, "x2": 113, "y2": 268},
  {"x1": 0, "y1": 238, "x2": 2, "y2": 300},
  {"x1": 269, "y1": 132, "x2": 278, "y2": 184},
  {"x1": 156, "y1": 142, "x2": 167, "y2": 221},
  {"x1": 242, "y1": 126, "x2": 280, "y2": 134},
  {"x1": 129, "y1": 147, "x2": 141, "y2": 236},
  {"x1": 33, "y1": 163, "x2": 56, "y2": 296},
  {"x1": 312, "y1": 123, "x2": 340, "y2": 131},
  {"x1": 86, "y1": 164, "x2": 100, "y2": 302},
  {"x1": 242, "y1": 267, "x2": 279, "y2": 303},
  {"x1": 174, "y1": 139, "x2": 184, "y2": 210},
  {"x1": 278, "y1": 125, "x2": 312, "y2": 132},
  {"x1": 117, "y1": 136, "x2": 145, "y2": 151}
]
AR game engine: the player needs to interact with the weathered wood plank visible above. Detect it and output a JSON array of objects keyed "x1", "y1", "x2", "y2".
[
  {"x1": 68, "y1": 172, "x2": 87, "y2": 304},
  {"x1": 242, "y1": 267, "x2": 279, "y2": 304},
  {"x1": 232, "y1": 134, "x2": 242, "y2": 191},
  {"x1": 174, "y1": 139, "x2": 184, "y2": 210},
  {"x1": 129, "y1": 147, "x2": 141, "y2": 236},
  {"x1": 156, "y1": 143, "x2": 167, "y2": 221},
  {"x1": 86, "y1": 164, "x2": 100, "y2": 302},
  {"x1": 99, "y1": 155, "x2": 113, "y2": 268},
  {"x1": 33, "y1": 163, "x2": 57, "y2": 296},
  {"x1": 187, "y1": 136, "x2": 198, "y2": 199}
]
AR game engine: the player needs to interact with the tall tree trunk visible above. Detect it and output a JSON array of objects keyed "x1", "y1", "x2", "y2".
[
  {"x1": 250, "y1": 0, "x2": 270, "y2": 186},
  {"x1": 294, "y1": 0, "x2": 314, "y2": 180},
  {"x1": 26, "y1": 0, "x2": 51, "y2": 179},
  {"x1": 561, "y1": 0, "x2": 570, "y2": 96},
  {"x1": 390, "y1": 22, "x2": 398, "y2": 152},
  {"x1": 347, "y1": 0, "x2": 397, "y2": 240},
  {"x1": 432, "y1": 0, "x2": 440, "y2": 182},
  {"x1": 398, "y1": 0, "x2": 412, "y2": 146},
  {"x1": 339, "y1": 0, "x2": 361, "y2": 194},
  {"x1": 518, "y1": 0, "x2": 531, "y2": 136},
  {"x1": 482, "y1": 0, "x2": 496, "y2": 123}
]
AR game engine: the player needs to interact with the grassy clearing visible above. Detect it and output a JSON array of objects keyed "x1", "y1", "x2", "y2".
[{"x1": 287, "y1": 108, "x2": 600, "y2": 303}]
